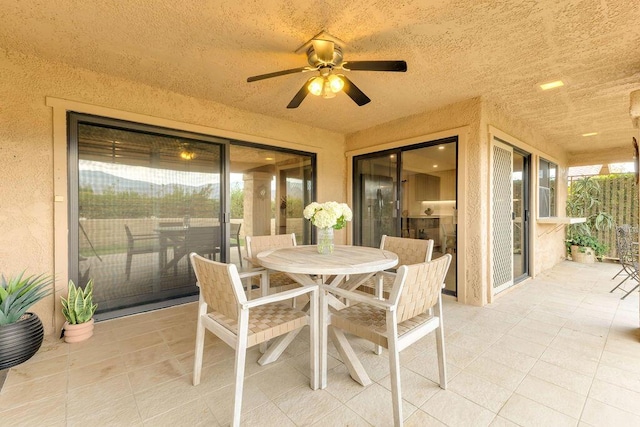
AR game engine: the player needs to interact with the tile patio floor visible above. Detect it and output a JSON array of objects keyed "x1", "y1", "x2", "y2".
[{"x1": 0, "y1": 260, "x2": 639, "y2": 426}]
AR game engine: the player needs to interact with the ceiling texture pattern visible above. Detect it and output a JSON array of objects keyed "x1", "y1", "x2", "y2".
[{"x1": 1, "y1": 0, "x2": 640, "y2": 158}]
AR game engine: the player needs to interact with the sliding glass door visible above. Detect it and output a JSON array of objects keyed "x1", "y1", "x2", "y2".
[
  {"x1": 353, "y1": 137, "x2": 458, "y2": 295},
  {"x1": 69, "y1": 114, "x2": 316, "y2": 320}
]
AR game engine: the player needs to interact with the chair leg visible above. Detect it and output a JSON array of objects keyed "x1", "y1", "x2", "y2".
[
  {"x1": 125, "y1": 253, "x2": 133, "y2": 280},
  {"x1": 610, "y1": 274, "x2": 631, "y2": 293},
  {"x1": 232, "y1": 310, "x2": 249, "y2": 427},
  {"x1": 374, "y1": 273, "x2": 383, "y2": 355},
  {"x1": 309, "y1": 286, "x2": 319, "y2": 390},
  {"x1": 434, "y1": 294, "x2": 447, "y2": 389},
  {"x1": 237, "y1": 245, "x2": 243, "y2": 267},
  {"x1": 621, "y1": 282, "x2": 640, "y2": 300},
  {"x1": 320, "y1": 287, "x2": 329, "y2": 389},
  {"x1": 386, "y1": 313, "x2": 403, "y2": 427},
  {"x1": 193, "y1": 299, "x2": 207, "y2": 386},
  {"x1": 611, "y1": 265, "x2": 626, "y2": 280}
]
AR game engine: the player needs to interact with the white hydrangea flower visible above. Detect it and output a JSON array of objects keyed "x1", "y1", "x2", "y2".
[{"x1": 303, "y1": 201, "x2": 352, "y2": 230}]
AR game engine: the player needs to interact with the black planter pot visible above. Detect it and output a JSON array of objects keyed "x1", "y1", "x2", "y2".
[{"x1": 0, "y1": 313, "x2": 45, "y2": 370}]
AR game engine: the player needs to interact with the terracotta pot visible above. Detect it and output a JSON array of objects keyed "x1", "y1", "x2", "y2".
[
  {"x1": 0, "y1": 312, "x2": 44, "y2": 370},
  {"x1": 63, "y1": 318, "x2": 94, "y2": 343},
  {"x1": 570, "y1": 245, "x2": 596, "y2": 264}
]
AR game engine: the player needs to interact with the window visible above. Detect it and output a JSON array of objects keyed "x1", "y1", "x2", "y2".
[{"x1": 539, "y1": 158, "x2": 557, "y2": 217}]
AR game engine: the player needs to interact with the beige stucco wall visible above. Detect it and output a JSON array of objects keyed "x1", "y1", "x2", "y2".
[
  {"x1": 0, "y1": 48, "x2": 345, "y2": 333},
  {"x1": 347, "y1": 98, "x2": 485, "y2": 305},
  {"x1": 483, "y1": 100, "x2": 569, "y2": 276},
  {"x1": 347, "y1": 97, "x2": 571, "y2": 306}
]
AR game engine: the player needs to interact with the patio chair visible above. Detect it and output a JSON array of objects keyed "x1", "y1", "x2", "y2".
[
  {"x1": 358, "y1": 235, "x2": 434, "y2": 299},
  {"x1": 124, "y1": 224, "x2": 159, "y2": 280},
  {"x1": 245, "y1": 233, "x2": 300, "y2": 297},
  {"x1": 190, "y1": 253, "x2": 318, "y2": 427},
  {"x1": 610, "y1": 225, "x2": 639, "y2": 299},
  {"x1": 230, "y1": 223, "x2": 243, "y2": 267},
  {"x1": 322, "y1": 254, "x2": 452, "y2": 427}
]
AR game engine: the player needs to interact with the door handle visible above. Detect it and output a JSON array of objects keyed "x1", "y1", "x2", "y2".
[{"x1": 511, "y1": 212, "x2": 516, "y2": 220}]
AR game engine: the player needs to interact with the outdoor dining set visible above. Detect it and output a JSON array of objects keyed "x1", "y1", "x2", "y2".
[{"x1": 189, "y1": 233, "x2": 452, "y2": 427}]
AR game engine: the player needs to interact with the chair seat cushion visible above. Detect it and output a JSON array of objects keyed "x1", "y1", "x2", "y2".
[
  {"x1": 330, "y1": 303, "x2": 433, "y2": 349},
  {"x1": 208, "y1": 303, "x2": 308, "y2": 347}
]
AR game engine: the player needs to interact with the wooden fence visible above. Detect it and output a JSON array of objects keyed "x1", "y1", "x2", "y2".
[{"x1": 570, "y1": 174, "x2": 638, "y2": 258}]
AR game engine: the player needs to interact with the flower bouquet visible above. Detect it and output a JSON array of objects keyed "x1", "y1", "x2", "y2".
[{"x1": 303, "y1": 202, "x2": 352, "y2": 253}]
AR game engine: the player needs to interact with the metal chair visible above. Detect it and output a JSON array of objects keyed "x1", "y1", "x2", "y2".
[
  {"x1": 610, "y1": 225, "x2": 639, "y2": 299},
  {"x1": 190, "y1": 253, "x2": 318, "y2": 427},
  {"x1": 322, "y1": 254, "x2": 452, "y2": 426}
]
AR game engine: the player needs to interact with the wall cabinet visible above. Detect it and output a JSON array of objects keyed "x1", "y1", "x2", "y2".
[{"x1": 415, "y1": 174, "x2": 440, "y2": 201}]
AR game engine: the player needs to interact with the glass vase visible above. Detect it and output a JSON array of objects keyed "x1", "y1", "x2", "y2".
[{"x1": 317, "y1": 227, "x2": 335, "y2": 254}]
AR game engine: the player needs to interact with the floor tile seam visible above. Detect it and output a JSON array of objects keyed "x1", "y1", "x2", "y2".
[
  {"x1": 144, "y1": 395, "x2": 203, "y2": 423},
  {"x1": 419, "y1": 387, "x2": 498, "y2": 426},
  {"x1": 447, "y1": 370, "x2": 513, "y2": 414},
  {"x1": 501, "y1": 392, "x2": 580, "y2": 425}
]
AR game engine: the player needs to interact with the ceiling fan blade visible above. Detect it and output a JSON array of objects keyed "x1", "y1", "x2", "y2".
[
  {"x1": 287, "y1": 82, "x2": 310, "y2": 109},
  {"x1": 247, "y1": 67, "x2": 310, "y2": 82},
  {"x1": 312, "y1": 39, "x2": 335, "y2": 63},
  {"x1": 341, "y1": 76, "x2": 371, "y2": 106},
  {"x1": 342, "y1": 60, "x2": 407, "y2": 72}
]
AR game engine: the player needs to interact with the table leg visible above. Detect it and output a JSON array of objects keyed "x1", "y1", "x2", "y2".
[{"x1": 328, "y1": 326, "x2": 372, "y2": 386}]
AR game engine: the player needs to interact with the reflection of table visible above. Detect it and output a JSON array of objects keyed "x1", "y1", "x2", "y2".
[
  {"x1": 155, "y1": 227, "x2": 187, "y2": 274},
  {"x1": 257, "y1": 245, "x2": 398, "y2": 387},
  {"x1": 156, "y1": 226, "x2": 220, "y2": 274}
]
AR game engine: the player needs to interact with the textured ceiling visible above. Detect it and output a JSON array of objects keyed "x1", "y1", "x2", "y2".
[{"x1": 2, "y1": 0, "x2": 640, "y2": 157}]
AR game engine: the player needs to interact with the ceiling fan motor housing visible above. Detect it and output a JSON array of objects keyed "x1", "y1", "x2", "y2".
[{"x1": 307, "y1": 44, "x2": 343, "y2": 67}]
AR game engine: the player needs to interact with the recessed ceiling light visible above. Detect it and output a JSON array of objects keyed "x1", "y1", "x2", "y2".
[
  {"x1": 539, "y1": 80, "x2": 564, "y2": 90},
  {"x1": 265, "y1": 157, "x2": 274, "y2": 161},
  {"x1": 433, "y1": 164, "x2": 438, "y2": 168},
  {"x1": 582, "y1": 132, "x2": 598, "y2": 137},
  {"x1": 438, "y1": 146, "x2": 445, "y2": 150},
  {"x1": 390, "y1": 154, "x2": 396, "y2": 159}
]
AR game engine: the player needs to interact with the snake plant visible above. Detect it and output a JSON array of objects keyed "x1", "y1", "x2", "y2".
[
  {"x1": 61, "y1": 280, "x2": 97, "y2": 324},
  {"x1": 0, "y1": 272, "x2": 53, "y2": 326}
]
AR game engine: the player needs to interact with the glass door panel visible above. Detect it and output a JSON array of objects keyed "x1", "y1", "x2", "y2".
[
  {"x1": 72, "y1": 120, "x2": 224, "y2": 319},
  {"x1": 402, "y1": 142, "x2": 457, "y2": 294},
  {"x1": 354, "y1": 152, "x2": 399, "y2": 248}
]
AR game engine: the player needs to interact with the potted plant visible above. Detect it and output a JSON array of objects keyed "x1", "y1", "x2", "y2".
[
  {"x1": 61, "y1": 279, "x2": 97, "y2": 343},
  {"x1": 0, "y1": 272, "x2": 53, "y2": 370},
  {"x1": 566, "y1": 176, "x2": 614, "y2": 263}
]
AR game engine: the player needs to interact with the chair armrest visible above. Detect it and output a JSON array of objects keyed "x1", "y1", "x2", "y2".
[
  {"x1": 133, "y1": 234, "x2": 159, "y2": 240},
  {"x1": 323, "y1": 285, "x2": 394, "y2": 310},
  {"x1": 237, "y1": 268, "x2": 266, "y2": 280},
  {"x1": 242, "y1": 285, "x2": 317, "y2": 309}
]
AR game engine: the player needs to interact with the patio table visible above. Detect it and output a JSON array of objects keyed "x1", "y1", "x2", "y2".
[{"x1": 257, "y1": 244, "x2": 398, "y2": 388}]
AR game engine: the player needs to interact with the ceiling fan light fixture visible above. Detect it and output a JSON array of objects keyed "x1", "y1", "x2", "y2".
[
  {"x1": 328, "y1": 74, "x2": 344, "y2": 93},
  {"x1": 308, "y1": 77, "x2": 324, "y2": 96},
  {"x1": 180, "y1": 150, "x2": 196, "y2": 160}
]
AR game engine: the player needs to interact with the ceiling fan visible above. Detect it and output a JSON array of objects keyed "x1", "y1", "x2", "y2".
[{"x1": 246, "y1": 33, "x2": 407, "y2": 108}]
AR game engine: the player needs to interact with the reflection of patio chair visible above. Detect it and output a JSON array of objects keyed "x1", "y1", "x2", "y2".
[
  {"x1": 323, "y1": 254, "x2": 452, "y2": 426},
  {"x1": 245, "y1": 233, "x2": 299, "y2": 296},
  {"x1": 441, "y1": 223, "x2": 457, "y2": 254},
  {"x1": 189, "y1": 253, "x2": 318, "y2": 427},
  {"x1": 125, "y1": 225, "x2": 159, "y2": 280},
  {"x1": 79, "y1": 222, "x2": 102, "y2": 262},
  {"x1": 230, "y1": 223, "x2": 243, "y2": 267},
  {"x1": 610, "y1": 225, "x2": 639, "y2": 299}
]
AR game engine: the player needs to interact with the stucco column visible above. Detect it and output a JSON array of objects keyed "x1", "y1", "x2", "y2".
[{"x1": 243, "y1": 172, "x2": 273, "y2": 237}]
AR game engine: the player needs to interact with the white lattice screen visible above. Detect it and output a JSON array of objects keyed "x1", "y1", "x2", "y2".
[{"x1": 492, "y1": 142, "x2": 513, "y2": 290}]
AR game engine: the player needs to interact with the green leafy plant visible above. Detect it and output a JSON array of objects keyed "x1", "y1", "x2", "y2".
[
  {"x1": 566, "y1": 176, "x2": 614, "y2": 258},
  {"x1": 61, "y1": 279, "x2": 97, "y2": 324},
  {"x1": 0, "y1": 272, "x2": 53, "y2": 326}
]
